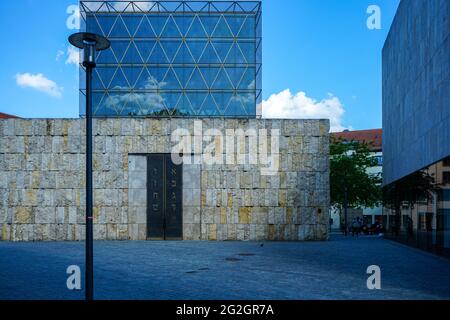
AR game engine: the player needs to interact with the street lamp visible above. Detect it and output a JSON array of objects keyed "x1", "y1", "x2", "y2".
[{"x1": 68, "y1": 32, "x2": 110, "y2": 301}]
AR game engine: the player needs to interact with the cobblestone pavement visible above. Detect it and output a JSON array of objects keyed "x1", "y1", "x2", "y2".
[{"x1": 1, "y1": 235, "x2": 449, "y2": 300}]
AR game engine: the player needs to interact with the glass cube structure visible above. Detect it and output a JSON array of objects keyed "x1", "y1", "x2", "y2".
[{"x1": 79, "y1": 1, "x2": 262, "y2": 118}]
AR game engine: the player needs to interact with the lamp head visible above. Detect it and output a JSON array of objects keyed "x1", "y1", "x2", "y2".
[{"x1": 68, "y1": 32, "x2": 110, "y2": 68}]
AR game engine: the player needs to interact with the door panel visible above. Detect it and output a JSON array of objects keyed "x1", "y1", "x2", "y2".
[
  {"x1": 147, "y1": 155, "x2": 165, "y2": 239},
  {"x1": 165, "y1": 160, "x2": 183, "y2": 239},
  {"x1": 147, "y1": 154, "x2": 183, "y2": 240}
]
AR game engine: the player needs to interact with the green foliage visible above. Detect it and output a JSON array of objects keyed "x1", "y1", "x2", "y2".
[{"x1": 330, "y1": 137, "x2": 382, "y2": 211}]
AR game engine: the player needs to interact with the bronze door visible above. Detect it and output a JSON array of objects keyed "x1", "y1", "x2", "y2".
[{"x1": 147, "y1": 154, "x2": 183, "y2": 240}]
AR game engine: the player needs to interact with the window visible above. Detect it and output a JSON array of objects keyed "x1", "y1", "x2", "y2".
[
  {"x1": 443, "y1": 172, "x2": 450, "y2": 184},
  {"x1": 443, "y1": 156, "x2": 450, "y2": 167}
]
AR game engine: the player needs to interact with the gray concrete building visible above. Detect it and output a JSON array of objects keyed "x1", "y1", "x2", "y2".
[
  {"x1": 382, "y1": 0, "x2": 449, "y2": 255},
  {"x1": 383, "y1": 0, "x2": 449, "y2": 185}
]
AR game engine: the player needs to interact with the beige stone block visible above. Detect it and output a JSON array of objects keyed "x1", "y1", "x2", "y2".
[
  {"x1": 239, "y1": 207, "x2": 251, "y2": 224},
  {"x1": 138, "y1": 223, "x2": 147, "y2": 240},
  {"x1": 106, "y1": 224, "x2": 118, "y2": 240},
  {"x1": 207, "y1": 224, "x2": 217, "y2": 241},
  {"x1": 14, "y1": 207, "x2": 33, "y2": 224},
  {"x1": 128, "y1": 224, "x2": 139, "y2": 240},
  {"x1": 118, "y1": 224, "x2": 128, "y2": 240},
  {"x1": 1, "y1": 224, "x2": 11, "y2": 241}
]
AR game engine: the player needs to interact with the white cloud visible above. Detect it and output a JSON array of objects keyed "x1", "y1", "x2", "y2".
[
  {"x1": 66, "y1": 46, "x2": 80, "y2": 65},
  {"x1": 56, "y1": 50, "x2": 65, "y2": 62},
  {"x1": 262, "y1": 89, "x2": 350, "y2": 132},
  {"x1": 16, "y1": 73, "x2": 63, "y2": 98}
]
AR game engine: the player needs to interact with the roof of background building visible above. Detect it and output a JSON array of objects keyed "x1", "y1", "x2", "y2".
[
  {"x1": 0, "y1": 112, "x2": 19, "y2": 119},
  {"x1": 332, "y1": 129, "x2": 382, "y2": 152}
]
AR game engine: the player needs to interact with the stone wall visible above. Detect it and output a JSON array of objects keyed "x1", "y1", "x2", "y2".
[{"x1": 0, "y1": 118, "x2": 330, "y2": 241}]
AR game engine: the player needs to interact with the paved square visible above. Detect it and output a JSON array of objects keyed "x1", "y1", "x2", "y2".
[{"x1": 1, "y1": 235, "x2": 449, "y2": 300}]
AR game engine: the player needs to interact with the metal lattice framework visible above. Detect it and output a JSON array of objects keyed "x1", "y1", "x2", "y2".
[{"x1": 79, "y1": 1, "x2": 262, "y2": 118}]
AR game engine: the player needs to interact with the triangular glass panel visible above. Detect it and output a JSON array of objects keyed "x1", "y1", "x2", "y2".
[
  {"x1": 199, "y1": 67, "x2": 221, "y2": 87},
  {"x1": 162, "y1": 93, "x2": 182, "y2": 116},
  {"x1": 212, "y1": 92, "x2": 233, "y2": 115},
  {"x1": 212, "y1": 16, "x2": 233, "y2": 38},
  {"x1": 226, "y1": 94, "x2": 246, "y2": 116},
  {"x1": 239, "y1": 2, "x2": 259, "y2": 13},
  {"x1": 86, "y1": 14, "x2": 103, "y2": 35},
  {"x1": 96, "y1": 67, "x2": 117, "y2": 89},
  {"x1": 92, "y1": 92, "x2": 107, "y2": 115},
  {"x1": 226, "y1": 15, "x2": 246, "y2": 37},
  {"x1": 160, "y1": 1, "x2": 182, "y2": 12},
  {"x1": 96, "y1": 46, "x2": 116, "y2": 66},
  {"x1": 173, "y1": 16, "x2": 194, "y2": 37},
  {"x1": 211, "y1": 68, "x2": 233, "y2": 89},
  {"x1": 110, "y1": 40, "x2": 130, "y2": 63},
  {"x1": 237, "y1": 41, "x2": 255, "y2": 63},
  {"x1": 186, "y1": 92, "x2": 208, "y2": 113},
  {"x1": 160, "y1": 40, "x2": 182, "y2": 63},
  {"x1": 198, "y1": 94, "x2": 220, "y2": 116},
  {"x1": 198, "y1": 42, "x2": 221, "y2": 64},
  {"x1": 148, "y1": 16, "x2": 169, "y2": 37},
  {"x1": 186, "y1": 40, "x2": 207, "y2": 63},
  {"x1": 161, "y1": 15, "x2": 182, "y2": 38},
  {"x1": 109, "y1": 16, "x2": 130, "y2": 37},
  {"x1": 242, "y1": 93, "x2": 256, "y2": 115},
  {"x1": 187, "y1": 2, "x2": 208, "y2": 12},
  {"x1": 139, "y1": 92, "x2": 167, "y2": 116},
  {"x1": 134, "y1": 2, "x2": 156, "y2": 12},
  {"x1": 83, "y1": 2, "x2": 103, "y2": 13},
  {"x1": 238, "y1": 67, "x2": 256, "y2": 90},
  {"x1": 135, "y1": 16, "x2": 156, "y2": 37},
  {"x1": 211, "y1": 40, "x2": 233, "y2": 63},
  {"x1": 212, "y1": 2, "x2": 234, "y2": 12},
  {"x1": 121, "y1": 67, "x2": 144, "y2": 88},
  {"x1": 162, "y1": 68, "x2": 182, "y2": 90},
  {"x1": 137, "y1": 68, "x2": 158, "y2": 90},
  {"x1": 149, "y1": 67, "x2": 169, "y2": 89},
  {"x1": 95, "y1": 14, "x2": 116, "y2": 37},
  {"x1": 109, "y1": 67, "x2": 130, "y2": 90},
  {"x1": 102, "y1": 93, "x2": 123, "y2": 115},
  {"x1": 187, "y1": 67, "x2": 208, "y2": 90},
  {"x1": 186, "y1": 16, "x2": 208, "y2": 38},
  {"x1": 238, "y1": 16, "x2": 256, "y2": 38},
  {"x1": 121, "y1": 14, "x2": 144, "y2": 36},
  {"x1": 122, "y1": 42, "x2": 144, "y2": 64},
  {"x1": 134, "y1": 40, "x2": 156, "y2": 63},
  {"x1": 173, "y1": 67, "x2": 194, "y2": 88},
  {"x1": 109, "y1": 1, "x2": 132, "y2": 13},
  {"x1": 200, "y1": 16, "x2": 220, "y2": 37},
  {"x1": 173, "y1": 42, "x2": 195, "y2": 64},
  {"x1": 148, "y1": 42, "x2": 169, "y2": 64},
  {"x1": 175, "y1": 94, "x2": 195, "y2": 116},
  {"x1": 119, "y1": 93, "x2": 141, "y2": 116},
  {"x1": 225, "y1": 67, "x2": 246, "y2": 89},
  {"x1": 225, "y1": 42, "x2": 246, "y2": 64}
]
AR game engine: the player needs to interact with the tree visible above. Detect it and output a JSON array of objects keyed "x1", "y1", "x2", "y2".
[{"x1": 330, "y1": 138, "x2": 382, "y2": 235}]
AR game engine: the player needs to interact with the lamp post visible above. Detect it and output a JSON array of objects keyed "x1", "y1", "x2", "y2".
[{"x1": 68, "y1": 32, "x2": 110, "y2": 301}]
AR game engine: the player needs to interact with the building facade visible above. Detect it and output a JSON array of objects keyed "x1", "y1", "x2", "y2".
[
  {"x1": 383, "y1": 0, "x2": 449, "y2": 255},
  {"x1": 0, "y1": 118, "x2": 330, "y2": 241},
  {"x1": 0, "y1": 1, "x2": 330, "y2": 242}
]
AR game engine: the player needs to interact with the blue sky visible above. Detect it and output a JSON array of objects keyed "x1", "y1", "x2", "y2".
[{"x1": 0, "y1": 0, "x2": 400, "y2": 131}]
